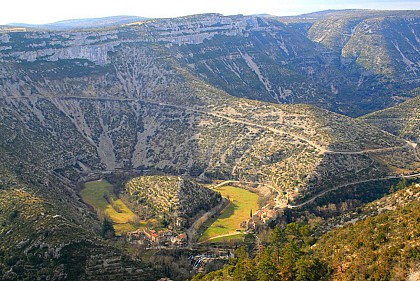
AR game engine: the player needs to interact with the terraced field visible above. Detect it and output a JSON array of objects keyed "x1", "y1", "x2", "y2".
[
  {"x1": 199, "y1": 186, "x2": 259, "y2": 243},
  {"x1": 80, "y1": 180, "x2": 137, "y2": 234}
]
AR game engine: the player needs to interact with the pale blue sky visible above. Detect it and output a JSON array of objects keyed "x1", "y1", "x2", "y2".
[{"x1": 2, "y1": 0, "x2": 419, "y2": 25}]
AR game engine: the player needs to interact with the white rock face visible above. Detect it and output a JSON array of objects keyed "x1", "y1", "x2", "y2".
[
  {"x1": 0, "y1": 14, "x2": 274, "y2": 64},
  {"x1": 143, "y1": 14, "x2": 267, "y2": 45},
  {"x1": 1, "y1": 30, "x2": 120, "y2": 65},
  {"x1": 15, "y1": 43, "x2": 118, "y2": 65}
]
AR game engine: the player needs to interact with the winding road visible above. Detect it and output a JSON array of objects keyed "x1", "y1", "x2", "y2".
[
  {"x1": 4, "y1": 95, "x2": 414, "y2": 157},
  {"x1": 288, "y1": 172, "x2": 420, "y2": 209},
  {"x1": 6, "y1": 95, "x2": 420, "y2": 212}
]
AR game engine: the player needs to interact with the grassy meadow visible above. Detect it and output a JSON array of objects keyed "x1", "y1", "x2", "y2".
[
  {"x1": 199, "y1": 186, "x2": 259, "y2": 243},
  {"x1": 80, "y1": 180, "x2": 138, "y2": 235}
]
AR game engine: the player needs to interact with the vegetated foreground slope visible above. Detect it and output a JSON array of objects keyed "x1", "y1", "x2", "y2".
[
  {"x1": 312, "y1": 184, "x2": 420, "y2": 281},
  {"x1": 361, "y1": 89, "x2": 420, "y2": 143},
  {"x1": 192, "y1": 184, "x2": 420, "y2": 281}
]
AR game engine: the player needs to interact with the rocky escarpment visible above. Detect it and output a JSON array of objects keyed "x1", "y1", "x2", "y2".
[
  {"x1": 141, "y1": 14, "x2": 277, "y2": 45},
  {"x1": 0, "y1": 30, "x2": 120, "y2": 64},
  {"x1": 1, "y1": 11, "x2": 419, "y2": 116},
  {"x1": 124, "y1": 176, "x2": 221, "y2": 227}
]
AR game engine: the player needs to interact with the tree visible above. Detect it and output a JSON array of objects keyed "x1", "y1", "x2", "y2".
[
  {"x1": 285, "y1": 222, "x2": 313, "y2": 247},
  {"x1": 295, "y1": 257, "x2": 330, "y2": 281},
  {"x1": 234, "y1": 245, "x2": 248, "y2": 260},
  {"x1": 389, "y1": 184, "x2": 395, "y2": 193},
  {"x1": 257, "y1": 248, "x2": 279, "y2": 281},
  {"x1": 278, "y1": 242, "x2": 302, "y2": 281},
  {"x1": 160, "y1": 213, "x2": 169, "y2": 228},
  {"x1": 101, "y1": 218, "x2": 115, "y2": 239},
  {"x1": 7, "y1": 210, "x2": 19, "y2": 222},
  {"x1": 233, "y1": 258, "x2": 256, "y2": 281},
  {"x1": 396, "y1": 179, "x2": 407, "y2": 190},
  {"x1": 285, "y1": 223, "x2": 301, "y2": 243},
  {"x1": 244, "y1": 233, "x2": 256, "y2": 256},
  {"x1": 270, "y1": 225, "x2": 286, "y2": 264}
]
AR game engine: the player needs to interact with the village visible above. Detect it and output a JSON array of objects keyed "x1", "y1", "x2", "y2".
[
  {"x1": 126, "y1": 228, "x2": 188, "y2": 248},
  {"x1": 125, "y1": 204, "x2": 282, "y2": 250}
]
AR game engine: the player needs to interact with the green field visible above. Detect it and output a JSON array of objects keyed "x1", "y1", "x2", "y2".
[
  {"x1": 199, "y1": 186, "x2": 259, "y2": 243},
  {"x1": 80, "y1": 180, "x2": 138, "y2": 235}
]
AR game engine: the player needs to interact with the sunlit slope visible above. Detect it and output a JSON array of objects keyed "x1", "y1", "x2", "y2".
[{"x1": 312, "y1": 184, "x2": 420, "y2": 280}]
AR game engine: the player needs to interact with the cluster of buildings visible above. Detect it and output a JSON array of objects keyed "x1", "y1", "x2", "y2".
[
  {"x1": 127, "y1": 228, "x2": 188, "y2": 248},
  {"x1": 241, "y1": 207, "x2": 283, "y2": 231}
]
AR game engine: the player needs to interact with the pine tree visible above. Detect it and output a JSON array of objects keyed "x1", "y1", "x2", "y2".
[
  {"x1": 278, "y1": 242, "x2": 302, "y2": 281},
  {"x1": 257, "y1": 248, "x2": 279, "y2": 281},
  {"x1": 295, "y1": 257, "x2": 330, "y2": 281},
  {"x1": 270, "y1": 225, "x2": 286, "y2": 264},
  {"x1": 396, "y1": 179, "x2": 407, "y2": 190}
]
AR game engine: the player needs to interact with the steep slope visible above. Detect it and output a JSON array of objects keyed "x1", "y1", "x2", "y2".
[
  {"x1": 361, "y1": 89, "x2": 420, "y2": 142},
  {"x1": 172, "y1": 15, "x2": 338, "y2": 109},
  {"x1": 279, "y1": 10, "x2": 420, "y2": 115},
  {"x1": 1, "y1": 11, "x2": 419, "y2": 116},
  {"x1": 312, "y1": 184, "x2": 420, "y2": 281}
]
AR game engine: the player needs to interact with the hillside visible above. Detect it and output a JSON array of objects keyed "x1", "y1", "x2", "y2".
[
  {"x1": 0, "y1": 158, "x2": 158, "y2": 280},
  {"x1": 279, "y1": 10, "x2": 420, "y2": 114},
  {"x1": 0, "y1": 33, "x2": 419, "y2": 200},
  {"x1": 281, "y1": 10, "x2": 420, "y2": 78},
  {"x1": 312, "y1": 184, "x2": 420, "y2": 281},
  {"x1": 361, "y1": 90, "x2": 420, "y2": 142},
  {"x1": 123, "y1": 176, "x2": 221, "y2": 227},
  {"x1": 192, "y1": 184, "x2": 420, "y2": 281}
]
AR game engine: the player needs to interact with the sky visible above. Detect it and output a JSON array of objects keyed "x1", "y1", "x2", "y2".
[{"x1": 1, "y1": 0, "x2": 419, "y2": 25}]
